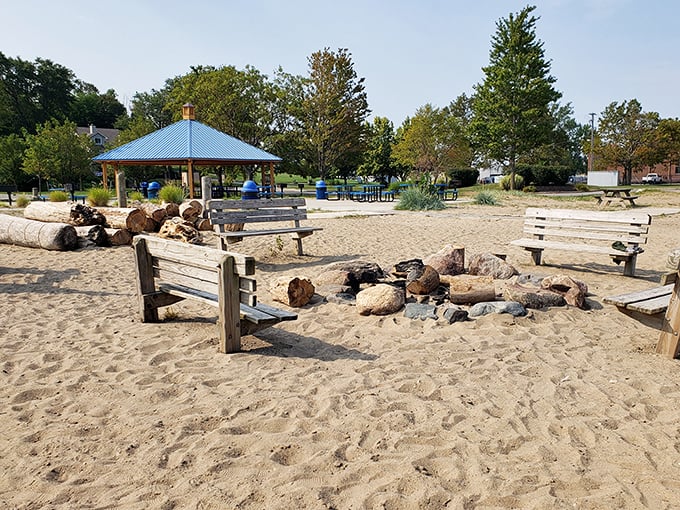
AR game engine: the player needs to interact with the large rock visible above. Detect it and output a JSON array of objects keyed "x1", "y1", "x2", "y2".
[
  {"x1": 540, "y1": 275, "x2": 589, "y2": 309},
  {"x1": 270, "y1": 277, "x2": 315, "y2": 307},
  {"x1": 406, "y1": 265, "x2": 440, "y2": 295},
  {"x1": 322, "y1": 260, "x2": 385, "y2": 291},
  {"x1": 315, "y1": 269, "x2": 354, "y2": 287},
  {"x1": 356, "y1": 284, "x2": 405, "y2": 316},
  {"x1": 158, "y1": 217, "x2": 202, "y2": 244},
  {"x1": 468, "y1": 252, "x2": 517, "y2": 279},
  {"x1": 503, "y1": 284, "x2": 565, "y2": 309},
  {"x1": 423, "y1": 244, "x2": 465, "y2": 276},
  {"x1": 391, "y1": 259, "x2": 424, "y2": 278},
  {"x1": 468, "y1": 301, "x2": 527, "y2": 318}
]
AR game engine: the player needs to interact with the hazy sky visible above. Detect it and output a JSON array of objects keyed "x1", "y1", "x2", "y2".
[{"x1": 2, "y1": 0, "x2": 678, "y2": 127}]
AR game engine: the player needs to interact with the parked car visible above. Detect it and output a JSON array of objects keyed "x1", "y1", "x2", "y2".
[
  {"x1": 568, "y1": 175, "x2": 587, "y2": 184},
  {"x1": 641, "y1": 173, "x2": 663, "y2": 184}
]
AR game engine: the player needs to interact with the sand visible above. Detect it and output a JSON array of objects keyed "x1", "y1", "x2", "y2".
[{"x1": 2, "y1": 191, "x2": 680, "y2": 509}]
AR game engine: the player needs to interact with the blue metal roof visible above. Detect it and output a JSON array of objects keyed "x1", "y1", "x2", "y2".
[{"x1": 93, "y1": 119, "x2": 281, "y2": 163}]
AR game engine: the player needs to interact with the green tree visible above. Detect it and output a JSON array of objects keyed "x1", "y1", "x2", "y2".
[
  {"x1": 470, "y1": 5, "x2": 562, "y2": 189},
  {"x1": 0, "y1": 133, "x2": 27, "y2": 185},
  {"x1": 129, "y1": 83, "x2": 174, "y2": 130},
  {"x1": 301, "y1": 48, "x2": 370, "y2": 180},
  {"x1": 71, "y1": 88, "x2": 127, "y2": 128},
  {"x1": 23, "y1": 119, "x2": 95, "y2": 191},
  {"x1": 596, "y1": 99, "x2": 660, "y2": 185},
  {"x1": 392, "y1": 104, "x2": 442, "y2": 182},
  {"x1": 656, "y1": 118, "x2": 680, "y2": 180},
  {"x1": 358, "y1": 116, "x2": 398, "y2": 183}
]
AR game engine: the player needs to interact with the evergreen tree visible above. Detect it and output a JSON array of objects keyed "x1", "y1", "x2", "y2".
[{"x1": 470, "y1": 5, "x2": 561, "y2": 189}]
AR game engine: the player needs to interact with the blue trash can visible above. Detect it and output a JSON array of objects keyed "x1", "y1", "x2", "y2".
[
  {"x1": 315, "y1": 180, "x2": 327, "y2": 200},
  {"x1": 147, "y1": 181, "x2": 160, "y2": 199},
  {"x1": 241, "y1": 180, "x2": 259, "y2": 200}
]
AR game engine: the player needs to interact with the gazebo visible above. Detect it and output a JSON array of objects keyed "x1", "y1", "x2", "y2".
[{"x1": 92, "y1": 104, "x2": 282, "y2": 199}]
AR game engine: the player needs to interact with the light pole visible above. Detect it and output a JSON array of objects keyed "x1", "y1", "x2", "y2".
[{"x1": 589, "y1": 113, "x2": 596, "y2": 173}]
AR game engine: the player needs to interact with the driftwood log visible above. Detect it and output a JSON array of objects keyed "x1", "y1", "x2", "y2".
[
  {"x1": 139, "y1": 202, "x2": 167, "y2": 223},
  {"x1": 179, "y1": 200, "x2": 203, "y2": 222},
  {"x1": 24, "y1": 201, "x2": 77, "y2": 223},
  {"x1": 74, "y1": 225, "x2": 109, "y2": 247},
  {"x1": 106, "y1": 228, "x2": 133, "y2": 246},
  {"x1": 163, "y1": 202, "x2": 180, "y2": 218},
  {"x1": 0, "y1": 213, "x2": 77, "y2": 251},
  {"x1": 97, "y1": 207, "x2": 147, "y2": 233}
]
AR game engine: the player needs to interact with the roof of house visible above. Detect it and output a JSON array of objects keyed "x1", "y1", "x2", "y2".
[
  {"x1": 77, "y1": 126, "x2": 120, "y2": 142},
  {"x1": 92, "y1": 119, "x2": 281, "y2": 165}
]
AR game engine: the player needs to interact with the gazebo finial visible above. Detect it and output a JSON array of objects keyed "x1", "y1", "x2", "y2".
[{"x1": 182, "y1": 103, "x2": 195, "y2": 120}]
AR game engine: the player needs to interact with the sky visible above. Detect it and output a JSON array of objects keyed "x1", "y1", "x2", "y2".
[{"x1": 1, "y1": 0, "x2": 679, "y2": 128}]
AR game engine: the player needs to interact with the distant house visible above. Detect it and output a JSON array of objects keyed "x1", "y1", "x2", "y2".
[{"x1": 76, "y1": 124, "x2": 120, "y2": 150}]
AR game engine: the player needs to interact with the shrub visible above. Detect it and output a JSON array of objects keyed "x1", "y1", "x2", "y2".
[
  {"x1": 574, "y1": 183, "x2": 590, "y2": 192},
  {"x1": 158, "y1": 184, "x2": 185, "y2": 205},
  {"x1": 473, "y1": 190, "x2": 498, "y2": 205},
  {"x1": 395, "y1": 186, "x2": 445, "y2": 211},
  {"x1": 87, "y1": 187, "x2": 112, "y2": 207},
  {"x1": 48, "y1": 190, "x2": 69, "y2": 202},
  {"x1": 16, "y1": 195, "x2": 31, "y2": 208},
  {"x1": 500, "y1": 174, "x2": 524, "y2": 191},
  {"x1": 447, "y1": 168, "x2": 480, "y2": 188},
  {"x1": 522, "y1": 185, "x2": 537, "y2": 193},
  {"x1": 129, "y1": 191, "x2": 144, "y2": 202}
]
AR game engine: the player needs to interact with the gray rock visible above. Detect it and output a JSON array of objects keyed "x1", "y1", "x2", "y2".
[
  {"x1": 392, "y1": 259, "x2": 424, "y2": 278},
  {"x1": 439, "y1": 303, "x2": 468, "y2": 323},
  {"x1": 468, "y1": 301, "x2": 527, "y2": 317},
  {"x1": 404, "y1": 302, "x2": 438, "y2": 320},
  {"x1": 322, "y1": 260, "x2": 385, "y2": 291},
  {"x1": 503, "y1": 284, "x2": 565, "y2": 309},
  {"x1": 325, "y1": 292, "x2": 357, "y2": 305},
  {"x1": 515, "y1": 273, "x2": 549, "y2": 286}
]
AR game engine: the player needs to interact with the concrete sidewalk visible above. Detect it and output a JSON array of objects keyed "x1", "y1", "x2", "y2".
[{"x1": 304, "y1": 197, "x2": 400, "y2": 218}]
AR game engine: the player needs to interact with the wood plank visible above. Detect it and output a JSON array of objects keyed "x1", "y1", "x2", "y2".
[
  {"x1": 210, "y1": 209, "x2": 308, "y2": 224},
  {"x1": 208, "y1": 197, "x2": 306, "y2": 210},
  {"x1": 603, "y1": 284, "x2": 674, "y2": 308},
  {"x1": 221, "y1": 227, "x2": 322, "y2": 238},
  {"x1": 255, "y1": 302, "x2": 298, "y2": 321},
  {"x1": 628, "y1": 295, "x2": 672, "y2": 315},
  {"x1": 134, "y1": 237, "x2": 159, "y2": 322},
  {"x1": 658, "y1": 273, "x2": 680, "y2": 358},
  {"x1": 510, "y1": 238, "x2": 634, "y2": 258},
  {"x1": 525, "y1": 219, "x2": 649, "y2": 235},
  {"x1": 218, "y1": 255, "x2": 241, "y2": 353},
  {"x1": 525, "y1": 208, "x2": 651, "y2": 225},
  {"x1": 522, "y1": 226, "x2": 648, "y2": 244}
]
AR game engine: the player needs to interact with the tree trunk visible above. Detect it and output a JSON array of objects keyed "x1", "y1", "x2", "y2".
[
  {"x1": 139, "y1": 202, "x2": 167, "y2": 223},
  {"x1": 179, "y1": 200, "x2": 203, "y2": 222},
  {"x1": 163, "y1": 202, "x2": 180, "y2": 218},
  {"x1": 97, "y1": 207, "x2": 147, "y2": 233},
  {"x1": 24, "y1": 201, "x2": 75, "y2": 223},
  {"x1": 0, "y1": 213, "x2": 78, "y2": 251}
]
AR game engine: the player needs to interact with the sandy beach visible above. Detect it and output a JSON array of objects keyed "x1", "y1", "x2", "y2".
[{"x1": 2, "y1": 190, "x2": 680, "y2": 509}]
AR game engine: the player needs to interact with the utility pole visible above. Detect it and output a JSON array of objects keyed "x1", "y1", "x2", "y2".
[{"x1": 589, "y1": 113, "x2": 596, "y2": 173}]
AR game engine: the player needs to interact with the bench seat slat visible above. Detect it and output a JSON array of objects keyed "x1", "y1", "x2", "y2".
[
  {"x1": 211, "y1": 209, "x2": 308, "y2": 224},
  {"x1": 627, "y1": 295, "x2": 671, "y2": 315},
  {"x1": 525, "y1": 207, "x2": 652, "y2": 225},
  {"x1": 209, "y1": 198, "x2": 306, "y2": 209},
  {"x1": 521, "y1": 227, "x2": 647, "y2": 244},
  {"x1": 603, "y1": 284, "x2": 674, "y2": 308},
  {"x1": 525, "y1": 219, "x2": 649, "y2": 235},
  {"x1": 510, "y1": 238, "x2": 635, "y2": 258}
]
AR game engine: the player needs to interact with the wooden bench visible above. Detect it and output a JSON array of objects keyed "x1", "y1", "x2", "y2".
[
  {"x1": 0, "y1": 184, "x2": 18, "y2": 206},
  {"x1": 511, "y1": 208, "x2": 652, "y2": 277},
  {"x1": 207, "y1": 198, "x2": 322, "y2": 256},
  {"x1": 604, "y1": 271, "x2": 680, "y2": 359},
  {"x1": 133, "y1": 235, "x2": 297, "y2": 353}
]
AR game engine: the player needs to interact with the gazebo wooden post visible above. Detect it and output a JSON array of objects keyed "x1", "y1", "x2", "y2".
[
  {"x1": 101, "y1": 162, "x2": 108, "y2": 190},
  {"x1": 269, "y1": 162, "x2": 275, "y2": 196},
  {"x1": 113, "y1": 163, "x2": 119, "y2": 192},
  {"x1": 187, "y1": 159, "x2": 195, "y2": 199}
]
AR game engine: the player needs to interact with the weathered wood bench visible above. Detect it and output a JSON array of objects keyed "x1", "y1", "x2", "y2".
[
  {"x1": 0, "y1": 184, "x2": 18, "y2": 205},
  {"x1": 510, "y1": 208, "x2": 652, "y2": 277},
  {"x1": 207, "y1": 198, "x2": 322, "y2": 256},
  {"x1": 133, "y1": 235, "x2": 297, "y2": 353},
  {"x1": 604, "y1": 271, "x2": 680, "y2": 359}
]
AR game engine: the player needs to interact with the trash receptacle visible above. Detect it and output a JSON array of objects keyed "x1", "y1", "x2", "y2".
[
  {"x1": 315, "y1": 180, "x2": 327, "y2": 200},
  {"x1": 241, "y1": 180, "x2": 259, "y2": 200},
  {"x1": 147, "y1": 181, "x2": 160, "y2": 199}
]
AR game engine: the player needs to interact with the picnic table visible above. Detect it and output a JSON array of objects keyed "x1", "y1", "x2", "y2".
[{"x1": 596, "y1": 188, "x2": 638, "y2": 208}]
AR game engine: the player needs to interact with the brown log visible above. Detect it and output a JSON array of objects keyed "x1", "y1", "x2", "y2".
[
  {"x1": 441, "y1": 274, "x2": 496, "y2": 304},
  {"x1": 138, "y1": 202, "x2": 167, "y2": 223},
  {"x1": 270, "y1": 277, "x2": 315, "y2": 307},
  {"x1": 143, "y1": 217, "x2": 159, "y2": 232},
  {"x1": 179, "y1": 200, "x2": 203, "y2": 222},
  {"x1": 0, "y1": 213, "x2": 77, "y2": 251},
  {"x1": 163, "y1": 202, "x2": 180, "y2": 217},
  {"x1": 97, "y1": 207, "x2": 147, "y2": 233},
  {"x1": 74, "y1": 225, "x2": 109, "y2": 247},
  {"x1": 105, "y1": 228, "x2": 133, "y2": 246},
  {"x1": 195, "y1": 218, "x2": 213, "y2": 231}
]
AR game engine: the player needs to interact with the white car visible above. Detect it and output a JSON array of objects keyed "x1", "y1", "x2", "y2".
[{"x1": 641, "y1": 173, "x2": 662, "y2": 184}]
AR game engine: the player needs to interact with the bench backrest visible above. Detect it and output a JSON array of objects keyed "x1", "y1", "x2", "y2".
[
  {"x1": 207, "y1": 198, "x2": 309, "y2": 228},
  {"x1": 523, "y1": 208, "x2": 651, "y2": 246},
  {"x1": 133, "y1": 234, "x2": 257, "y2": 306}
]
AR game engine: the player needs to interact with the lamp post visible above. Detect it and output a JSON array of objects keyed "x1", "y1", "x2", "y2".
[{"x1": 589, "y1": 113, "x2": 596, "y2": 173}]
